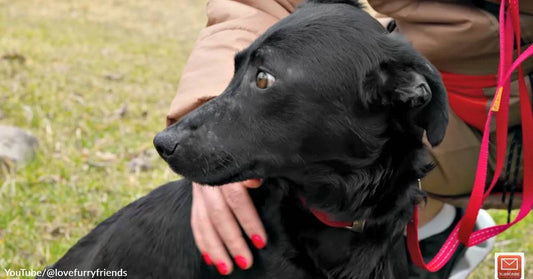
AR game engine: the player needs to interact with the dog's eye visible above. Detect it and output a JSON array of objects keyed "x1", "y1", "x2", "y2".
[{"x1": 256, "y1": 71, "x2": 275, "y2": 89}]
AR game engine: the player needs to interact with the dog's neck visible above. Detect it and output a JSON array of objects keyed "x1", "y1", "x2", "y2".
[
  {"x1": 249, "y1": 145, "x2": 429, "y2": 278},
  {"x1": 250, "y1": 178, "x2": 417, "y2": 278},
  {"x1": 294, "y1": 145, "x2": 428, "y2": 223}
]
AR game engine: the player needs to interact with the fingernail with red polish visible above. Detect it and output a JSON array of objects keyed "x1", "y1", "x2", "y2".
[
  {"x1": 251, "y1": 234, "x2": 265, "y2": 249},
  {"x1": 234, "y1": 255, "x2": 247, "y2": 269},
  {"x1": 202, "y1": 253, "x2": 212, "y2": 265},
  {"x1": 216, "y1": 261, "x2": 229, "y2": 275}
]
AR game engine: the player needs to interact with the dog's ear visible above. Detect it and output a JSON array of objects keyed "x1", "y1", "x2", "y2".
[
  {"x1": 372, "y1": 33, "x2": 449, "y2": 146},
  {"x1": 407, "y1": 63, "x2": 448, "y2": 147},
  {"x1": 394, "y1": 66, "x2": 448, "y2": 147}
]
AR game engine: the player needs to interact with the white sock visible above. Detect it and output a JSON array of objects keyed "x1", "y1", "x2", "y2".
[{"x1": 418, "y1": 203, "x2": 456, "y2": 241}]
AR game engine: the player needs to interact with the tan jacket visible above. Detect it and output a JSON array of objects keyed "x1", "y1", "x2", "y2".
[{"x1": 167, "y1": 0, "x2": 533, "y2": 124}]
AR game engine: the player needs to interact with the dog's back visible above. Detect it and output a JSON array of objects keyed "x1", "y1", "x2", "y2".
[
  {"x1": 40, "y1": 181, "x2": 197, "y2": 278},
  {"x1": 41, "y1": 180, "x2": 324, "y2": 279}
]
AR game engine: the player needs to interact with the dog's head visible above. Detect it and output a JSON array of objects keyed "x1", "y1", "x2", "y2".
[{"x1": 154, "y1": 0, "x2": 448, "y2": 188}]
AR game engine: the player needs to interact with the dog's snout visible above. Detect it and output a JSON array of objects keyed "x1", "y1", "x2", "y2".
[{"x1": 154, "y1": 131, "x2": 178, "y2": 159}]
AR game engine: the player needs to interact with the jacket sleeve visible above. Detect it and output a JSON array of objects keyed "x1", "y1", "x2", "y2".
[
  {"x1": 167, "y1": 0, "x2": 302, "y2": 125},
  {"x1": 368, "y1": 0, "x2": 505, "y2": 75},
  {"x1": 367, "y1": 0, "x2": 533, "y2": 74}
]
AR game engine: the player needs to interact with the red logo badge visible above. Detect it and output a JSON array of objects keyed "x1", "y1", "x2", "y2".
[{"x1": 495, "y1": 253, "x2": 524, "y2": 279}]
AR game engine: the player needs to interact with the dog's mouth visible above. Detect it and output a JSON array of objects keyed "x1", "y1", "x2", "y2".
[{"x1": 183, "y1": 160, "x2": 262, "y2": 186}]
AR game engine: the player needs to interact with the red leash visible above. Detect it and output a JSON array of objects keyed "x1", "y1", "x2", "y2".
[{"x1": 407, "y1": 0, "x2": 533, "y2": 272}]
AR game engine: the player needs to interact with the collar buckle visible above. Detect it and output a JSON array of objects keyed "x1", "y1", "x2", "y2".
[{"x1": 346, "y1": 219, "x2": 366, "y2": 232}]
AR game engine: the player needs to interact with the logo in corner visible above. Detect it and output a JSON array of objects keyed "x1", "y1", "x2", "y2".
[{"x1": 495, "y1": 252, "x2": 524, "y2": 279}]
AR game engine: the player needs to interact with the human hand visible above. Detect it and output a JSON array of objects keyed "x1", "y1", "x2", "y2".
[{"x1": 191, "y1": 179, "x2": 266, "y2": 275}]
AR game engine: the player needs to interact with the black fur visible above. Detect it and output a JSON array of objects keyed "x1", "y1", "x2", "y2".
[
  {"x1": 40, "y1": 1, "x2": 448, "y2": 278},
  {"x1": 307, "y1": 0, "x2": 361, "y2": 8}
]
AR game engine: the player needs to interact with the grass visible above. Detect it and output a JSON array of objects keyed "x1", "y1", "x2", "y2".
[
  {"x1": 0, "y1": 0, "x2": 532, "y2": 278},
  {"x1": 0, "y1": 0, "x2": 204, "y2": 274}
]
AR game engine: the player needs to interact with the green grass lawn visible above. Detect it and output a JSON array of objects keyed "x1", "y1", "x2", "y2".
[{"x1": 0, "y1": 0, "x2": 532, "y2": 278}]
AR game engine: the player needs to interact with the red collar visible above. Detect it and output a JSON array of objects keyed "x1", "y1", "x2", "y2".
[{"x1": 300, "y1": 197, "x2": 366, "y2": 232}]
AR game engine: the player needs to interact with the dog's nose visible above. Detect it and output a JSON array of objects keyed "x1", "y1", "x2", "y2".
[{"x1": 153, "y1": 131, "x2": 178, "y2": 159}]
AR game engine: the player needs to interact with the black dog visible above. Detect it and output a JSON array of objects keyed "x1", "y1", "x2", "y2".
[{"x1": 40, "y1": 1, "x2": 448, "y2": 278}]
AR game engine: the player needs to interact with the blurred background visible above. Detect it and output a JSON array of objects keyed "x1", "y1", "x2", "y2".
[{"x1": 0, "y1": 0, "x2": 531, "y2": 278}]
